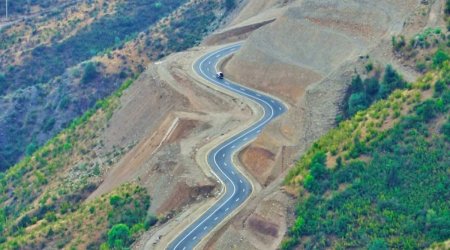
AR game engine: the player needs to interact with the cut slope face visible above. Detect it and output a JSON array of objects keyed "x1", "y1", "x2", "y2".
[{"x1": 224, "y1": 0, "x2": 417, "y2": 105}]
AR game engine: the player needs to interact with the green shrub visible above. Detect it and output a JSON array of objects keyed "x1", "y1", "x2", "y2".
[
  {"x1": 81, "y1": 62, "x2": 98, "y2": 84},
  {"x1": 144, "y1": 215, "x2": 158, "y2": 230},
  {"x1": 433, "y1": 49, "x2": 450, "y2": 67},
  {"x1": 225, "y1": 0, "x2": 236, "y2": 10},
  {"x1": 107, "y1": 224, "x2": 131, "y2": 249}
]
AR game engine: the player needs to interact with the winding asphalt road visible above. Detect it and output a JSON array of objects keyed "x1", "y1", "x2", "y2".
[{"x1": 167, "y1": 44, "x2": 286, "y2": 250}]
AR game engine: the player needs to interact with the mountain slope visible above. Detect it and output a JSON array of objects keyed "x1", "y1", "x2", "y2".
[
  {"x1": 282, "y1": 51, "x2": 450, "y2": 249},
  {"x1": 0, "y1": 0, "x2": 227, "y2": 171}
]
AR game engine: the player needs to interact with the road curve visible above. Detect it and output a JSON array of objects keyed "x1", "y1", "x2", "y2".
[{"x1": 167, "y1": 44, "x2": 286, "y2": 250}]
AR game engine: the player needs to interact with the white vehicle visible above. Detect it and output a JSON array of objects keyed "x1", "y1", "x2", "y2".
[{"x1": 216, "y1": 71, "x2": 224, "y2": 79}]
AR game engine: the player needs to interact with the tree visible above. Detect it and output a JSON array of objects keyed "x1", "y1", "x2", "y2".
[
  {"x1": 108, "y1": 224, "x2": 131, "y2": 249},
  {"x1": 225, "y1": 0, "x2": 235, "y2": 10},
  {"x1": 109, "y1": 195, "x2": 122, "y2": 207},
  {"x1": 369, "y1": 239, "x2": 388, "y2": 250},
  {"x1": 364, "y1": 77, "x2": 380, "y2": 96},
  {"x1": 348, "y1": 92, "x2": 367, "y2": 115},
  {"x1": 416, "y1": 99, "x2": 438, "y2": 122},
  {"x1": 379, "y1": 65, "x2": 405, "y2": 98},
  {"x1": 350, "y1": 74, "x2": 364, "y2": 92},
  {"x1": 433, "y1": 49, "x2": 450, "y2": 67},
  {"x1": 25, "y1": 141, "x2": 38, "y2": 156},
  {"x1": 81, "y1": 62, "x2": 98, "y2": 84},
  {"x1": 0, "y1": 73, "x2": 7, "y2": 94},
  {"x1": 441, "y1": 119, "x2": 450, "y2": 140}
]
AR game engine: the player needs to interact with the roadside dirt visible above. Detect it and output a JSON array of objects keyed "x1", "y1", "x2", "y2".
[{"x1": 88, "y1": 45, "x2": 256, "y2": 220}]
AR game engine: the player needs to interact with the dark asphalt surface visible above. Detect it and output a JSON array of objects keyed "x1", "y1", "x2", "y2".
[{"x1": 167, "y1": 44, "x2": 286, "y2": 250}]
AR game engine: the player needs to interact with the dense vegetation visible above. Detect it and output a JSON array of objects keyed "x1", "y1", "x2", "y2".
[
  {"x1": 0, "y1": 0, "x2": 228, "y2": 172},
  {"x1": 282, "y1": 50, "x2": 450, "y2": 249},
  {"x1": 0, "y1": 0, "x2": 231, "y2": 245},
  {"x1": 0, "y1": 0, "x2": 61, "y2": 16},
  {"x1": 1, "y1": 184, "x2": 155, "y2": 249},
  {"x1": 339, "y1": 65, "x2": 406, "y2": 121},
  {"x1": 145, "y1": 0, "x2": 221, "y2": 59},
  {"x1": 2, "y1": 0, "x2": 186, "y2": 94},
  {"x1": 0, "y1": 75, "x2": 156, "y2": 249}
]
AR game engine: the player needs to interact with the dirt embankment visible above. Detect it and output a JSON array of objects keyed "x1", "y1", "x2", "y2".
[{"x1": 88, "y1": 45, "x2": 254, "y2": 218}]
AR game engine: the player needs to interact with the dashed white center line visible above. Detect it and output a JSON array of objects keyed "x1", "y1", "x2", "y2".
[
  {"x1": 214, "y1": 217, "x2": 219, "y2": 221},
  {"x1": 231, "y1": 171, "x2": 235, "y2": 175},
  {"x1": 279, "y1": 107, "x2": 282, "y2": 111},
  {"x1": 222, "y1": 153, "x2": 225, "y2": 158},
  {"x1": 203, "y1": 226, "x2": 208, "y2": 230},
  {"x1": 271, "y1": 100, "x2": 275, "y2": 103},
  {"x1": 193, "y1": 236, "x2": 197, "y2": 240},
  {"x1": 239, "y1": 179, "x2": 243, "y2": 183},
  {"x1": 208, "y1": 61, "x2": 211, "y2": 65},
  {"x1": 216, "y1": 54, "x2": 220, "y2": 58},
  {"x1": 224, "y1": 162, "x2": 227, "y2": 167},
  {"x1": 256, "y1": 93, "x2": 261, "y2": 97},
  {"x1": 183, "y1": 247, "x2": 186, "y2": 250},
  {"x1": 231, "y1": 145, "x2": 236, "y2": 149},
  {"x1": 225, "y1": 207, "x2": 229, "y2": 211},
  {"x1": 257, "y1": 130, "x2": 261, "y2": 133},
  {"x1": 243, "y1": 137, "x2": 248, "y2": 141},
  {"x1": 235, "y1": 198, "x2": 240, "y2": 202},
  {"x1": 240, "y1": 87, "x2": 245, "y2": 91},
  {"x1": 242, "y1": 189, "x2": 245, "y2": 193},
  {"x1": 207, "y1": 68, "x2": 210, "y2": 72}
]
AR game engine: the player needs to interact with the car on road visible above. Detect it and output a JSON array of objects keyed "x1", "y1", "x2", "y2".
[{"x1": 216, "y1": 71, "x2": 224, "y2": 79}]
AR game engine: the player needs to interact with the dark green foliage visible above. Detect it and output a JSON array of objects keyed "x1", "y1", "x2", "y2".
[
  {"x1": 81, "y1": 62, "x2": 98, "y2": 84},
  {"x1": 392, "y1": 35, "x2": 406, "y2": 52},
  {"x1": 25, "y1": 141, "x2": 37, "y2": 156},
  {"x1": 379, "y1": 65, "x2": 407, "y2": 98},
  {"x1": 58, "y1": 95, "x2": 71, "y2": 110},
  {"x1": 285, "y1": 93, "x2": 450, "y2": 249},
  {"x1": 303, "y1": 152, "x2": 329, "y2": 194},
  {"x1": 341, "y1": 65, "x2": 405, "y2": 120},
  {"x1": 348, "y1": 92, "x2": 368, "y2": 116},
  {"x1": 446, "y1": 0, "x2": 450, "y2": 15},
  {"x1": 368, "y1": 239, "x2": 388, "y2": 250},
  {"x1": 0, "y1": 0, "x2": 221, "y2": 171},
  {"x1": 163, "y1": 1, "x2": 217, "y2": 54},
  {"x1": 350, "y1": 74, "x2": 364, "y2": 92},
  {"x1": 442, "y1": 118, "x2": 450, "y2": 141},
  {"x1": 0, "y1": 0, "x2": 53, "y2": 16},
  {"x1": 225, "y1": 0, "x2": 236, "y2": 10},
  {"x1": 433, "y1": 49, "x2": 450, "y2": 68},
  {"x1": 2, "y1": 0, "x2": 186, "y2": 93},
  {"x1": 42, "y1": 117, "x2": 56, "y2": 133},
  {"x1": 144, "y1": 215, "x2": 158, "y2": 230},
  {"x1": 0, "y1": 73, "x2": 7, "y2": 95},
  {"x1": 415, "y1": 99, "x2": 440, "y2": 122},
  {"x1": 109, "y1": 195, "x2": 123, "y2": 207},
  {"x1": 364, "y1": 77, "x2": 380, "y2": 96},
  {"x1": 107, "y1": 224, "x2": 131, "y2": 249}
]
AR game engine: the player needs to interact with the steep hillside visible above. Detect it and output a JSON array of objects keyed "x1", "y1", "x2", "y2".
[
  {"x1": 0, "y1": 0, "x2": 239, "y2": 249},
  {"x1": 0, "y1": 0, "x2": 229, "y2": 171},
  {"x1": 282, "y1": 50, "x2": 450, "y2": 249}
]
